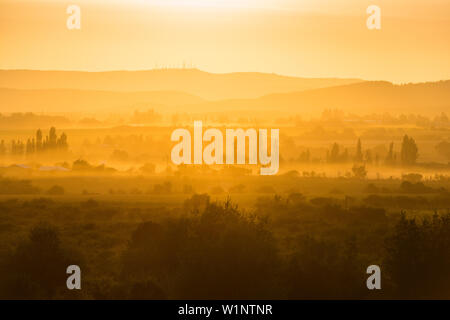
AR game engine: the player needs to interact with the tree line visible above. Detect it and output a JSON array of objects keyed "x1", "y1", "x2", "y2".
[
  {"x1": 319, "y1": 135, "x2": 418, "y2": 166},
  {"x1": 2, "y1": 195, "x2": 450, "y2": 299},
  {"x1": 0, "y1": 127, "x2": 68, "y2": 156}
]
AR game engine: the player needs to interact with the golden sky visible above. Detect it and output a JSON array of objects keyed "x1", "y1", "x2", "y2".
[{"x1": 1, "y1": 0, "x2": 449, "y2": 83}]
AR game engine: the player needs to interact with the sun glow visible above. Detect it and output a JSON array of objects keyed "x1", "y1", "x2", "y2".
[
  {"x1": 86, "y1": 0, "x2": 279, "y2": 10},
  {"x1": 136, "y1": 0, "x2": 275, "y2": 9}
]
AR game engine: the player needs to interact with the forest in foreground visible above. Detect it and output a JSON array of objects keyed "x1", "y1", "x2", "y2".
[{"x1": 1, "y1": 175, "x2": 450, "y2": 299}]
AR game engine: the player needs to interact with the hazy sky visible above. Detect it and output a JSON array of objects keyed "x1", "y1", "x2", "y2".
[{"x1": 1, "y1": 0, "x2": 449, "y2": 83}]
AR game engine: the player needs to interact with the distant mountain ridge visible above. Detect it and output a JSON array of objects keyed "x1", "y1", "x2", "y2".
[
  {"x1": 191, "y1": 80, "x2": 450, "y2": 115},
  {"x1": 0, "y1": 69, "x2": 363, "y2": 100},
  {"x1": 0, "y1": 70, "x2": 448, "y2": 115}
]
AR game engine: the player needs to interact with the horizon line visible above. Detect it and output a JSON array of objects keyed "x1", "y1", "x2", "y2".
[{"x1": 1, "y1": 67, "x2": 449, "y2": 85}]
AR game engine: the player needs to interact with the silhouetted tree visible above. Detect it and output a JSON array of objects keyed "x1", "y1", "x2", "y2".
[
  {"x1": 352, "y1": 164, "x2": 367, "y2": 179},
  {"x1": 121, "y1": 199, "x2": 280, "y2": 299},
  {"x1": 385, "y1": 142, "x2": 395, "y2": 165},
  {"x1": 49, "y1": 127, "x2": 57, "y2": 148},
  {"x1": 385, "y1": 213, "x2": 450, "y2": 298},
  {"x1": 57, "y1": 132, "x2": 68, "y2": 150},
  {"x1": 0, "y1": 140, "x2": 5, "y2": 156},
  {"x1": 72, "y1": 159, "x2": 92, "y2": 171},
  {"x1": 36, "y1": 129, "x2": 43, "y2": 152},
  {"x1": 47, "y1": 185, "x2": 65, "y2": 195},
  {"x1": 400, "y1": 135, "x2": 418, "y2": 166},
  {"x1": 435, "y1": 140, "x2": 450, "y2": 161},
  {"x1": 355, "y1": 138, "x2": 363, "y2": 162},
  {"x1": 1, "y1": 224, "x2": 71, "y2": 299},
  {"x1": 25, "y1": 138, "x2": 35, "y2": 155},
  {"x1": 328, "y1": 143, "x2": 340, "y2": 163},
  {"x1": 10, "y1": 140, "x2": 24, "y2": 156}
]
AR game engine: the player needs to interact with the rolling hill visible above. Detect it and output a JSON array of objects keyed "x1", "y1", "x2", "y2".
[
  {"x1": 0, "y1": 69, "x2": 363, "y2": 100},
  {"x1": 192, "y1": 80, "x2": 450, "y2": 115},
  {"x1": 1, "y1": 74, "x2": 448, "y2": 116}
]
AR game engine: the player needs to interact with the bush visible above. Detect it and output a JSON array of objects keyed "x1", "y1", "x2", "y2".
[
  {"x1": 385, "y1": 213, "x2": 450, "y2": 298},
  {"x1": 121, "y1": 199, "x2": 281, "y2": 299},
  {"x1": 1, "y1": 224, "x2": 71, "y2": 299},
  {"x1": 47, "y1": 185, "x2": 65, "y2": 195}
]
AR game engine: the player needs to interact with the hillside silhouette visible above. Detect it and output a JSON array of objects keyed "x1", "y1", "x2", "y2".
[
  {"x1": 192, "y1": 80, "x2": 450, "y2": 115},
  {"x1": 0, "y1": 69, "x2": 362, "y2": 100},
  {"x1": 1, "y1": 72, "x2": 448, "y2": 115}
]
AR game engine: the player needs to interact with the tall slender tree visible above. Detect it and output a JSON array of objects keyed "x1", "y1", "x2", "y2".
[
  {"x1": 36, "y1": 129, "x2": 43, "y2": 152},
  {"x1": 400, "y1": 135, "x2": 418, "y2": 166},
  {"x1": 354, "y1": 138, "x2": 363, "y2": 162}
]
